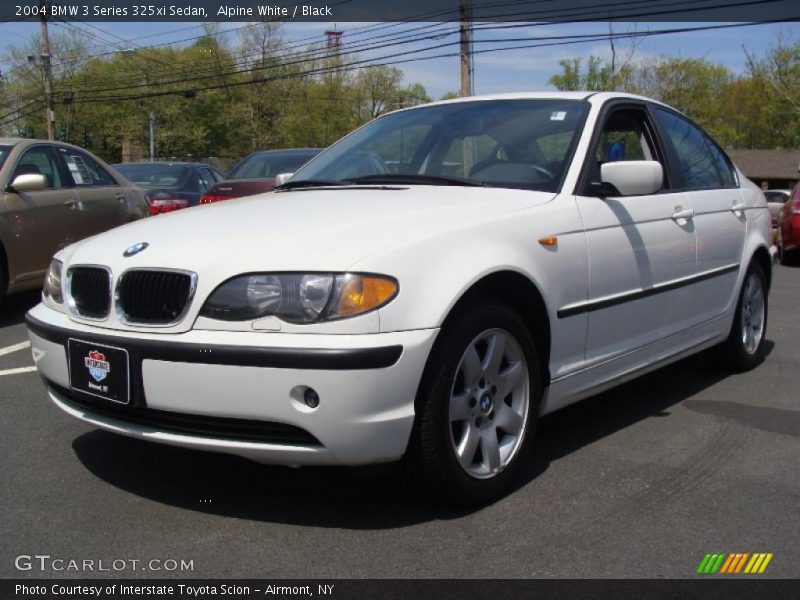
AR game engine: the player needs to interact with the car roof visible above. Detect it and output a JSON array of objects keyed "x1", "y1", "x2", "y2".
[
  {"x1": 388, "y1": 91, "x2": 674, "y2": 115},
  {"x1": 0, "y1": 138, "x2": 113, "y2": 153},
  {"x1": 248, "y1": 148, "x2": 323, "y2": 156},
  {"x1": 112, "y1": 161, "x2": 204, "y2": 167}
]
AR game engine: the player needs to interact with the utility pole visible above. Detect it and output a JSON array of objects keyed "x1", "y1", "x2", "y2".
[
  {"x1": 459, "y1": 0, "x2": 474, "y2": 176},
  {"x1": 459, "y1": 0, "x2": 473, "y2": 98},
  {"x1": 39, "y1": 0, "x2": 55, "y2": 140},
  {"x1": 149, "y1": 112, "x2": 155, "y2": 160}
]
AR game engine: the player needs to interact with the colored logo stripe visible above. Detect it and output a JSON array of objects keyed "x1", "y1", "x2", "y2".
[{"x1": 697, "y1": 552, "x2": 773, "y2": 574}]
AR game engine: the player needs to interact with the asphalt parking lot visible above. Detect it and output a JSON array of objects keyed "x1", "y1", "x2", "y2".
[{"x1": 1, "y1": 266, "x2": 798, "y2": 580}]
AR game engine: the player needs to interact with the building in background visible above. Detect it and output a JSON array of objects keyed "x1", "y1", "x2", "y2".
[{"x1": 728, "y1": 149, "x2": 800, "y2": 190}]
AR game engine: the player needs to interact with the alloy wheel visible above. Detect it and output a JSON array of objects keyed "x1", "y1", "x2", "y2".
[{"x1": 448, "y1": 328, "x2": 530, "y2": 479}]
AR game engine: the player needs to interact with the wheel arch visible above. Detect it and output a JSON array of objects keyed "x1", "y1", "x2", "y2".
[
  {"x1": 751, "y1": 245, "x2": 772, "y2": 290},
  {"x1": 431, "y1": 270, "x2": 552, "y2": 388}
]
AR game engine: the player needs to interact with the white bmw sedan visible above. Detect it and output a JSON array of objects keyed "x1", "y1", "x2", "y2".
[{"x1": 26, "y1": 92, "x2": 773, "y2": 504}]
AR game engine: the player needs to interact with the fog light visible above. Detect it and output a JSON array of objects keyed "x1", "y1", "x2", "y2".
[{"x1": 304, "y1": 388, "x2": 320, "y2": 408}]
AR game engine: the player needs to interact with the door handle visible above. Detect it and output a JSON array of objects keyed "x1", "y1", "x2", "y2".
[
  {"x1": 671, "y1": 208, "x2": 695, "y2": 221},
  {"x1": 116, "y1": 193, "x2": 125, "y2": 203},
  {"x1": 731, "y1": 202, "x2": 747, "y2": 214},
  {"x1": 65, "y1": 197, "x2": 77, "y2": 209}
]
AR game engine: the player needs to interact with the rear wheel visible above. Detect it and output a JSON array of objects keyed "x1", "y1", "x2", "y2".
[
  {"x1": 778, "y1": 239, "x2": 788, "y2": 265},
  {"x1": 720, "y1": 261, "x2": 768, "y2": 371},
  {"x1": 411, "y1": 303, "x2": 541, "y2": 505}
]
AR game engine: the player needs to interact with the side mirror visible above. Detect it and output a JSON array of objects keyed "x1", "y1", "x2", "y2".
[
  {"x1": 597, "y1": 161, "x2": 663, "y2": 197},
  {"x1": 274, "y1": 172, "x2": 294, "y2": 187},
  {"x1": 9, "y1": 173, "x2": 47, "y2": 192}
]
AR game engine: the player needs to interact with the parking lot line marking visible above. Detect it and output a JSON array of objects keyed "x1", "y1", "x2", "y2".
[
  {"x1": 0, "y1": 341, "x2": 30, "y2": 357},
  {"x1": 0, "y1": 366, "x2": 37, "y2": 377}
]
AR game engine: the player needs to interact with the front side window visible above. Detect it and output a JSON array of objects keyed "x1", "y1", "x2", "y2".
[
  {"x1": 583, "y1": 107, "x2": 665, "y2": 195},
  {"x1": 291, "y1": 100, "x2": 590, "y2": 192},
  {"x1": 0, "y1": 145, "x2": 11, "y2": 170},
  {"x1": 12, "y1": 146, "x2": 63, "y2": 188},
  {"x1": 595, "y1": 111, "x2": 653, "y2": 163},
  {"x1": 654, "y1": 109, "x2": 735, "y2": 190},
  {"x1": 59, "y1": 148, "x2": 117, "y2": 186}
]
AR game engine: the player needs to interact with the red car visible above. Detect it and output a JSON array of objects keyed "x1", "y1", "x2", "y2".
[
  {"x1": 200, "y1": 148, "x2": 322, "y2": 204},
  {"x1": 779, "y1": 183, "x2": 800, "y2": 264}
]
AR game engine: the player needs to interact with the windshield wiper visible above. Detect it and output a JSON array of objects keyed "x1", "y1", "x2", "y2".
[
  {"x1": 275, "y1": 179, "x2": 352, "y2": 190},
  {"x1": 348, "y1": 174, "x2": 486, "y2": 187}
]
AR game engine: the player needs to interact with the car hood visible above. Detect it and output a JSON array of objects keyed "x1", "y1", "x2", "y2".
[{"x1": 67, "y1": 185, "x2": 554, "y2": 274}]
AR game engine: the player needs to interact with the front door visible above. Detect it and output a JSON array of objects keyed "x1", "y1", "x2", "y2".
[
  {"x1": 574, "y1": 105, "x2": 698, "y2": 367},
  {"x1": 2, "y1": 145, "x2": 80, "y2": 285}
]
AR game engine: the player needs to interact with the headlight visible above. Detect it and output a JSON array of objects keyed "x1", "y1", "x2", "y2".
[
  {"x1": 43, "y1": 259, "x2": 64, "y2": 303},
  {"x1": 200, "y1": 273, "x2": 398, "y2": 323}
]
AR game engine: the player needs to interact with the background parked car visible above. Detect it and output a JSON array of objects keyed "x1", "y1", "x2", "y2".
[
  {"x1": 0, "y1": 138, "x2": 148, "y2": 307},
  {"x1": 114, "y1": 162, "x2": 224, "y2": 215},
  {"x1": 778, "y1": 184, "x2": 800, "y2": 264},
  {"x1": 199, "y1": 148, "x2": 322, "y2": 204},
  {"x1": 764, "y1": 189, "x2": 791, "y2": 230}
]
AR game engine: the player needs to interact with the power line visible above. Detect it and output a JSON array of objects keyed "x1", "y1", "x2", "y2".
[
  {"x1": 3, "y1": 0, "x2": 794, "y2": 117},
  {"x1": 67, "y1": 21, "x2": 786, "y2": 105},
  {"x1": 48, "y1": 0, "x2": 790, "y2": 96}
]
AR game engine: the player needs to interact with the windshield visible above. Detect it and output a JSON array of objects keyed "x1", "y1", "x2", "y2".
[
  {"x1": 291, "y1": 99, "x2": 589, "y2": 192},
  {"x1": 114, "y1": 163, "x2": 188, "y2": 187},
  {"x1": 229, "y1": 151, "x2": 320, "y2": 179},
  {"x1": 0, "y1": 145, "x2": 11, "y2": 170}
]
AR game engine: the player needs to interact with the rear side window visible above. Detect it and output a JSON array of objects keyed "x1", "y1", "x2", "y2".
[
  {"x1": 58, "y1": 148, "x2": 117, "y2": 186},
  {"x1": 654, "y1": 109, "x2": 737, "y2": 190}
]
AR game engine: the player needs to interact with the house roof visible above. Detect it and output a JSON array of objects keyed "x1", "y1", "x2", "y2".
[{"x1": 728, "y1": 149, "x2": 800, "y2": 180}]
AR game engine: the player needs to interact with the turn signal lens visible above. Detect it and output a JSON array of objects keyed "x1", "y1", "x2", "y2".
[{"x1": 330, "y1": 276, "x2": 398, "y2": 319}]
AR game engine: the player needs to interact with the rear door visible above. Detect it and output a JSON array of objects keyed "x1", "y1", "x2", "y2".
[
  {"x1": 2, "y1": 144, "x2": 80, "y2": 284},
  {"x1": 56, "y1": 146, "x2": 127, "y2": 237},
  {"x1": 652, "y1": 108, "x2": 745, "y2": 324}
]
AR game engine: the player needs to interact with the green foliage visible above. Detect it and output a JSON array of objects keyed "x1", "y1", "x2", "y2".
[
  {"x1": 0, "y1": 26, "x2": 430, "y2": 162},
  {"x1": 547, "y1": 42, "x2": 800, "y2": 149}
]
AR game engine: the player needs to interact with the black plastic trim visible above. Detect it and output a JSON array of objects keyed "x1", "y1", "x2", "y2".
[
  {"x1": 557, "y1": 264, "x2": 739, "y2": 319},
  {"x1": 25, "y1": 313, "x2": 403, "y2": 371},
  {"x1": 50, "y1": 383, "x2": 322, "y2": 446}
]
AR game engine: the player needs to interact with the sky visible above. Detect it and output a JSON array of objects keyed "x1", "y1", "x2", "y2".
[{"x1": 1, "y1": 20, "x2": 799, "y2": 99}]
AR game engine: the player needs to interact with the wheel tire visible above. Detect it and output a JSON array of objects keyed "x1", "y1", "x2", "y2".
[
  {"x1": 0, "y1": 260, "x2": 6, "y2": 310},
  {"x1": 778, "y1": 240, "x2": 789, "y2": 266},
  {"x1": 721, "y1": 261, "x2": 768, "y2": 371},
  {"x1": 410, "y1": 302, "x2": 542, "y2": 505}
]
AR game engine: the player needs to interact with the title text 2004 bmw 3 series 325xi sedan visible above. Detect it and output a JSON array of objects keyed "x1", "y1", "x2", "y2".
[{"x1": 26, "y1": 92, "x2": 774, "y2": 504}]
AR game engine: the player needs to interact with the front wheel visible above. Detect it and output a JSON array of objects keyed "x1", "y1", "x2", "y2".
[
  {"x1": 410, "y1": 303, "x2": 541, "y2": 505},
  {"x1": 720, "y1": 261, "x2": 768, "y2": 371},
  {"x1": 0, "y1": 259, "x2": 6, "y2": 310}
]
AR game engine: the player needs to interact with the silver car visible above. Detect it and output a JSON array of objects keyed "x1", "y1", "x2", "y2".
[{"x1": 0, "y1": 139, "x2": 148, "y2": 307}]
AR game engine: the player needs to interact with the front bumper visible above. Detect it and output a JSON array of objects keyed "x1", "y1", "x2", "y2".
[{"x1": 26, "y1": 303, "x2": 438, "y2": 466}]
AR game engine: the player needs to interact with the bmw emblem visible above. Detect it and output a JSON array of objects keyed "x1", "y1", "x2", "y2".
[{"x1": 123, "y1": 242, "x2": 149, "y2": 257}]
